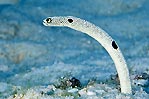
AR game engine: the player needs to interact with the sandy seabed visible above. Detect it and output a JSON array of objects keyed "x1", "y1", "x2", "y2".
[{"x1": 0, "y1": 0, "x2": 149, "y2": 98}]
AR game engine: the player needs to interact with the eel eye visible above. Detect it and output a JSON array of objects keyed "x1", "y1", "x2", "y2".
[
  {"x1": 46, "y1": 18, "x2": 52, "y2": 23},
  {"x1": 68, "y1": 19, "x2": 73, "y2": 23}
]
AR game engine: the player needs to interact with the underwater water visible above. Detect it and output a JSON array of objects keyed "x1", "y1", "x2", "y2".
[{"x1": 0, "y1": 0, "x2": 149, "y2": 98}]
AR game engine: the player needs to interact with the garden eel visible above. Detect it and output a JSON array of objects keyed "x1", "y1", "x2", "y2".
[{"x1": 43, "y1": 16, "x2": 132, "y2": 94}]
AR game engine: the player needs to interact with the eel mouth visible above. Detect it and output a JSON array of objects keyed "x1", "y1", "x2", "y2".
[{"x1": 43, "y1": 20, "x2": 49, "y2": 26}]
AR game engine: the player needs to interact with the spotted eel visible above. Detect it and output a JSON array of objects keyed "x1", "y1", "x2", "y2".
[{"x1": 43, "y1": 16, "x2": 132, "y2": 94}]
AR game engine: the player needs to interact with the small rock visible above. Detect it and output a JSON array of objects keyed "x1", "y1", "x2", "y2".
[
  {"x1": 134, "y1": 73, "x2": 149, "y2": 86},
  {"x1": 68, "y1": 88, "x2": 78, "y2": 93},
  {"x1": 87, "y1": 91, "x2": 96, "y2": 96},
  {"x1": 69, "y1": 77, "x2": 81, "y2": 88}
]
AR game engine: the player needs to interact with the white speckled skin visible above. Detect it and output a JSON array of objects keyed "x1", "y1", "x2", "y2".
[{"x1": 43, "y1": 16, "x2": 132, "y2": 94}]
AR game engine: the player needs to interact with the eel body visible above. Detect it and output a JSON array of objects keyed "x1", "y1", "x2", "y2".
[{"x1": 43, "y1": 16, "x2": 132, "y2": 94}]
